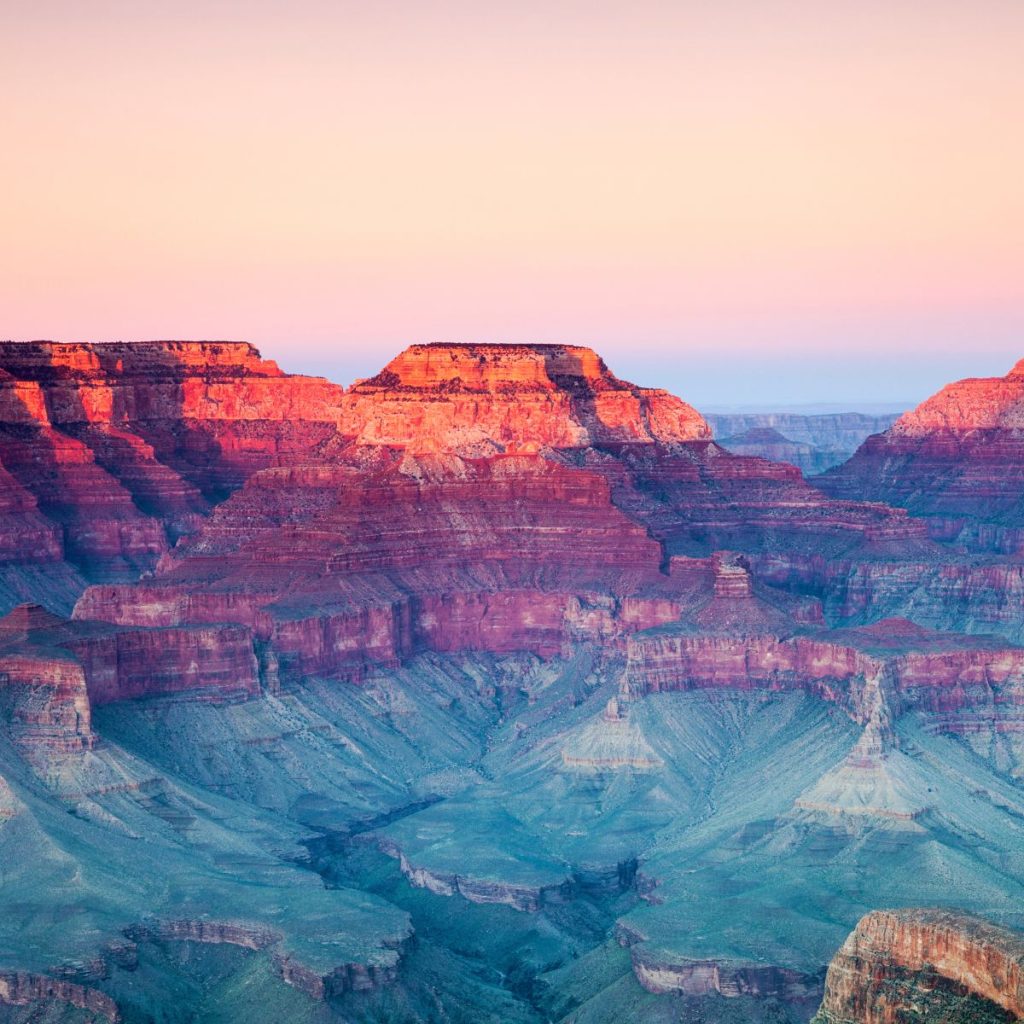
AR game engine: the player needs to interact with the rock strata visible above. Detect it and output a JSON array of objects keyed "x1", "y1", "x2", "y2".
[
  {"x1": 339, "y1": 343, "x2": 711, "y2": 452},
  {"x1": 0, "y1": 970, "x2": 120, "y2": 1022},
  {"x1": 818, "y1": 360, "x2": 1024, "y2": 551},
  {"x1": 813, "y1": 909, "x2": 1024, "y2": 1023}
]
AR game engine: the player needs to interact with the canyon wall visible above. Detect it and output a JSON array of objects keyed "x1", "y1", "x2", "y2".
[{"x1": 813, "y1": 910, "x2": 1024, "y2": 1023}]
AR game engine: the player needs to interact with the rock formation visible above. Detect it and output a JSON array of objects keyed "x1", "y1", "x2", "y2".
[
  {"x1": 2, "y1": 340, "x2": 1024, "y2": 1024},
  {"x1": 0, "y1": 971, "x2": 120, "y2": 1022},
  {"x1": 813, "y1": 909, "x2": 1024, "y2": 1022},
  {"x1": 0, "y1": 341, "x2": 348, "y2": 588},
  {"x1": 337, "y1": 342, "x2": 711, "y2": 453},
  {"x1": 818, "y1": 360, "x2": 1024, "y2": 552}
]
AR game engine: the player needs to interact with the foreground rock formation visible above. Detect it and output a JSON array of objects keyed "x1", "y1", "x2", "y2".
[{"x1": 813, "y1": 910, "x2": 1024, "y2": 1023}]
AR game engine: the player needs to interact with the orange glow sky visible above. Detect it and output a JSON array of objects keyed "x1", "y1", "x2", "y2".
[{"x1": 2, "y1": 0, "x2": 1022, "y2": 406}]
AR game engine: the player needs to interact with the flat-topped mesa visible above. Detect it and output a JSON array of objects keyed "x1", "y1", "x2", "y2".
[
  {"x1": 0, "y1": 340, "x2": 344, "y2": 434},
  {"x1": 817, "y1": 359, "x2": 1024, "y2": 546},
  {"x1": 339, "y1": 343, "x2": 711, "y2": 452},
  {"x1": 813, "y1": 909, "x2": 1024, "y2": 1023}
]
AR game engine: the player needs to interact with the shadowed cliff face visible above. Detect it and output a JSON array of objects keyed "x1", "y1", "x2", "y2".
[
  {"x1": 813, "y1": 910, "x2": 1024, "y2": 1023},
  {"x1": 3, "y1": 341, "x2": 1024, "y2": 1024}
]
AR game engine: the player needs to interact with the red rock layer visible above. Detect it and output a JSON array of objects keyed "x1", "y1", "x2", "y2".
[
  {"x1": 0, "y1": 456, "x2": 63, "y2": 563},
  {"x1": 813, "y1": 909, "x2": 1024, "y2": 1023},
  {"x1": 0, "y1": 604, "x2": 259, "y2": 713},
  {"x1": 0, "y1": 651, "x2": 95, "y2": 759},
  {"x1": 72, "y1": 455, "x2": 694, "y2": 680},
  {"x1": 0, "y1": 341, "x2": 349, "y2": 583},
  {"x1": 339, "y1": 344, "x2": 925, "y2": 564},
  {"x1": 560, "y1": 439, "x2": 931, "y2": 563},
  {"x1": 747, "y1": 550, "x2": 1024, "y2": 645},
  {"x1": 626, "y1": 612, "x2": 1024, "y2": 723},
  {"x1": 338, "y1": 343, "x2": 711, "y2": 452},
  {"x1": 818, "y1": 359, "x2": 1024, "y2": 548}
]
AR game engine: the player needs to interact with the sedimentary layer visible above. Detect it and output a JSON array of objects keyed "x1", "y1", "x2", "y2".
[{"x1": 813, "y1": 909, "x2": 1024, "y2": 1023}]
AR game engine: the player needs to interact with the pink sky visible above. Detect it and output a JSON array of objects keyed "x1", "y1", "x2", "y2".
[{"x1": 2, "y1": 0, "x2": 1022, "y2": 406}]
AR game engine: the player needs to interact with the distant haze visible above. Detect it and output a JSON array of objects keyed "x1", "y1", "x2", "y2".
[{"x1": 2, "y1": 0, "x2": 1021, "y2": 407}]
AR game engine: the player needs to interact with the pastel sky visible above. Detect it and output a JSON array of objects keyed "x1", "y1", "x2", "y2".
[{"x1": 2, "y1": 0, "x2": 1022, "y2": 408}]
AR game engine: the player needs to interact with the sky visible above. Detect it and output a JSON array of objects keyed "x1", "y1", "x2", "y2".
[{"x1": 1, "y1": 0, "x2": 1022, "y2": 408}]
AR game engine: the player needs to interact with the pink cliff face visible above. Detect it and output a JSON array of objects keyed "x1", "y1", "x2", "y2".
[
  {"x1": 818, "y1": 358, "x2": 1024, "y2": 546},
  {"x1": 338, "y1": 343, "x2": 712, "y2": 452},
  {"x1": 0, "y1": 341, "x2": 349, "y2": 584},
  {"x1": 892, "y1": 359, "x2": 1024, "y2": 434}
]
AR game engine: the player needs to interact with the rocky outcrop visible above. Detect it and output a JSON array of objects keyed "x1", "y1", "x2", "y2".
[
  {"x1": 632, "y1": 953, "x2": 823, "y2": 1003},
  {"x1": 124, "y1": 917, "x2": 405, "y2": 1000},
  {"x1": 377, "y1": 838, "x2": 571, "y2": 913},
  {"x1": 0, "y1": 606, "x2": 96, "y2": 761},
  {"x1": 813, "y1": 909, "x2": 1024, "y2": 1022},
  {"x1": 272, "y1": 953, "x2": 402, "y2": 1000},
  {"x1": 818, "y1": 360, "x2": 1024, "y2": 551},
  {"x1": 561, "y1": 697, "x2": 662, "y2": 771},
  {"x1": 338, "y1": 343, "x2": 711, "y2": 453},
  {"x1": 0, "y1": 604, "x2": 259, "y2": 712},
  {"x1": 124, "y1": 918, "x2": 280, "y2": 950},
  {"x1": 0, "y1": 341, "x2": 349, "y2": 585},
  {"x1": 0, "y1": 970, "x2": 119, "y2": 1022},
  {"x1": 626, "y1": 614, "x2": 1024, "y2": 724}
]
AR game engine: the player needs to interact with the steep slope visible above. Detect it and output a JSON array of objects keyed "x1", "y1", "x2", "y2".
[
  {"x1": 817, "y1": 359, "x2": 1024, "y2": 551},
  {"x1": 813, "y1": 909, "x2": 1024, "y2": 1022},
  {"x1": 0, "y1": 341, "x2": 348, "y2": 593}
]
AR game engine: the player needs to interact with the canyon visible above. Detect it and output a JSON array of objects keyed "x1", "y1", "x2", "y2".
[
  {"x1": 707, "y1": 412, "x2": 899, "y2": 475},
  {"x1": 1, "y1": 341, "x2": 1023, "y2": 1024}
]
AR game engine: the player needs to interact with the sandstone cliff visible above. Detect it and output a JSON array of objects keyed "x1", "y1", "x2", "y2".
[
  {"x1": 813, "y1": 909, "x2": 1024, "y2": 1023},
  {"x1": 818, "y1": 360, "x2": 1024, "y2": 552},
  {"x1": 337, "y1": 342, "x2": 711, "y2": 453},
  {"x1": 0, "y1": 341, "x2": 348, "y2": 587}
]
